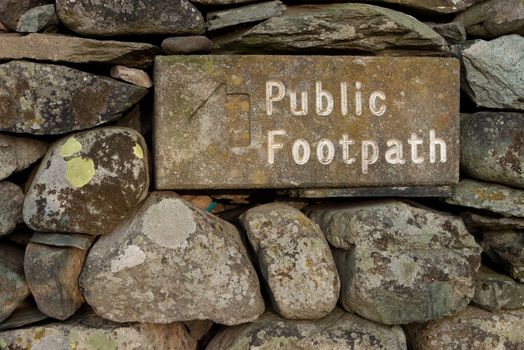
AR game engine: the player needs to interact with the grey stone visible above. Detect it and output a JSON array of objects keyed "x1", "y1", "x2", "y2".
[
  {"x1": 206, "y1": 308, "x2": 407, "y2": 350},
  {"x1": 0, "y1": 182, "x2": 24, "y2": 237},
  {"x1": 191, "y1": 0, "x2": 255, "y2": 5},
  {"x1": 308, "y1": 200, "x2": 481, "y2": 325},
  {"x1": 161, "y1": 36, "x2": 212, "y2": 54},
  {"x1": 23, "y1": 127, "x2": 150, "y2": 235},
  {"x1": 482, "y1": 231, "x2": 524, "y2": 283},
  {"x1": 212, "y1": 4, "x2": 447, "y2": 55},
  {"x1": 460, "y1": 35, "x2": 524, "y2": 110},
  {"x1": 285, "y1": 186, "x2": 452, "y2": 198},
  {"x1": 0, "y1": 61, "x2": 147, "y2": 135},
  {"x1": 56, "y1": 0, "x2": 204, "y2": 37},
  {"x1": 445, "y1": 180, "x2": 524, "y2": 218},
  {"x1": 206, "y1": 1, "x2": 286, "y2": 31},
  {"x1": 0, "y1": 300, "x2": 47, "y2": 331},
  {"x1": 427, "y1": 22, "x2": 467, "y2": 44},
  {"x1": 461, "y1": 112, "x2": 524, "y2": 189},
  {"x1": 241, "y1": 203, "x2": 340, "y2": 319},
  {"x1": 462, "y1": 212, "x2": 524, "y2": 232},
  {"x1": 473, "y1": 265, "x2": 524, "y2": 311},
  {"x1": 361, "y1": 0, "x2": 482, "y2": 14},
  {"x1": 0, "y1": 33, "x2": 160, "y2": 68},
  {"x1": 0, "y1": 243, "x2": 30, "y2": 323},
  {"x1": 0, "y1": 0, "x2": 51, "y2": 30},
  {"x1": 16, "y1": 4, "x2": 58, "y2": 33},
  {"x1": 31, "y1": 232, "x2": 94, "y2": 250},
  {"x1": 0, "y1": 133, "x2": 47, "y2": 181},
  {"x1": 110, "y1": 65, "x2": 153, "y2": 88},
  {"x1": 455, "y1": 0, "x2": 524, "y2": 39},
  {"x1": 80, "y1": 192, "x2": 264, "y2": 325}
]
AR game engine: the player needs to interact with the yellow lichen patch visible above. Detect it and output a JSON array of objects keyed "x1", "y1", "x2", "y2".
[
  {"x1": 133, "y1": 143, "x2": 144, "y2": 159},
  {"x1": 34, "y1": 328, "x2": 45, "y2": 340},
  {"x1": 66, "y1": 157, "x2": 95, "y2": 188},
  {"x1": 60, "y1": 137, "x2": 83, "y2": 158}
]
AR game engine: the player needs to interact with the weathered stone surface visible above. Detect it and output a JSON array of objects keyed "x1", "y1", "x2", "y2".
[
  {"x1": 0, "y1": 133, "x2": 47, "y2": 180},
  {"x1": 473, "y1": 265, "x2": 524, "y2": 311},
  {"x1": 455, "y1": 0, "x2": 524, "y2": 39},
  {"x1": 0, "y1": 243, "x2": 30, "y2": 323},
  {"x1": 30, "y1": 232, "x2": 94, "y2": 250},
  {"x1": 462, "y1": 212, "x2": 524, "y2": 232},
  {"x1": 155, "y1": 55, "x2": 459, "y2": 189},
  {"x1": 0, "y1": 33, "x2": 160, "y2": 68},
  {"x1": 207, "y1": 308, "x2": 407, "y2": 350},
  {"x1": 80, "y1": 192, "x2": 264, "y2": 325},
  {"x1": 0, "y1": 0, "x2": 51, "y2": 30},
  {"x1": 445, "y1": 180, "x2": 524, "y2": 218},
  {"x1": 285, "y1": 186, "x2": 452, "y2": 198},
  {"x1": 56, "y1": 0, "x2": 204, "y2": 37},
  {"x1": 482, "y1": 231, "x2": 524, "y2": 283},
  {"x1": 0, "y1": 300, "x2": 47, "y2": 331},
  {"x1": 363, "y1": 0, "x2": 482, "y2": 14},
  {"x1": 427, "y1": 22, "x2": 466, "y2": 44},
  {"x1": 0, "y1": 312, "x2": 197, "y2": 350},
  {"x1": 241, "y1": 203, "x2": 340, "y2": 319},
  {"x1": 16, "y1": 4, "x2": 58, "y2": 33},
  {"x1": 0, "y1": 182, "x2": 24, "y2": 237},
  {"x1": 161, "y1": 36, "x2": 213, "y2": 54},
  {"x1": 212, "y1": 4, "x2": 447, "y2": 54},
  {"x1": 406, "y1": 306, "x2": 524, "y2": 349},
  {"x1": 191, "y1": 0, "x2": 255, "y2": 5},
  {"x1": 308, "y1": 200, "x2": 481, "y2": 325},
  {"x1": 206, "y1": 1, "x2": 286, "y2": 31},
  {"x1": 111, "y1": 65, "x2": 153, "y2": 88},
  {"x1": 461, "y1": 112, "x2": 524, "y2": 189},
  {"x1": 460, "y1": 35, "x2": 524, "y2": 111},
  {"x1": 183, "y1": 320, "x2": 214, "y2": 342},
  {"x1": 23, "y1": 127, "x2": 149, "y2": 235}
]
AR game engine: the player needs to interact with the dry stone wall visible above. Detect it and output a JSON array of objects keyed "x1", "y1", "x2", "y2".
[{"x1": 0, "y1": 0, "x2": 523, "y2": 349}]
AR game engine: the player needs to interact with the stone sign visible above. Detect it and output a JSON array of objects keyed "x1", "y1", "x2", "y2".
[{"x1": 154, "y1": 55, "x2": 459, "y2": 189}]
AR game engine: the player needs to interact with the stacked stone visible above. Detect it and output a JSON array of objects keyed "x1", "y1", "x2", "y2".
[{"x1": 0, "y1": 0, "x2": 523, "y2": 349}]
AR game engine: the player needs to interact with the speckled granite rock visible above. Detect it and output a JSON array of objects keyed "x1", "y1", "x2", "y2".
[
  {"x1": 473, "y1": 266, "x2": 524, "y2": 311},
  {"x1": 481, "y1": 231, "x2": 524, "y2": 283},
  {"x1": 23, "y1": 127, "x2": 149, "y2": 235},
  {"x1": 0, "y1": 0, "x2": 51, "y2": 30},
  {"x1": 0, "y1": 133, "x2": 47, "y2": 181},
  {"x1": 0, "y1": 243, "x2": 30, "y2": 323},
  {"x1": 0, "y1": 182, "x2": 24, "y2": 237},
  {"x1": 16, "y1": 4, "x2": 58, "y2": 32},
  {"x1": 80, "y1": 192, "x2": 264, "y2": 325}
]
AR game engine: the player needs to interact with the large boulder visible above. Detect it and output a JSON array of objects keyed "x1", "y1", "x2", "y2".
[
  {"x1": 308, "y1": 200, "x2": 482, "y2": 325},
  {"x1": 0, "y1": 243, "x2": 30, "y2": 323},
  {"x1": 80, "y1": 192, "x2": 264, "y2": 325},
  {"x1": 0, "y1": 133, "x2": 47, "y2": 181},
  {"x1": 0, "y1": 182, "x2": 24, "y2": 237},
  {"x1": 481, "y1": 231, "x2": 524, "y2": 282},
  {"x1": 472, "y1": 265, "x2": 524, "y2": 311}
]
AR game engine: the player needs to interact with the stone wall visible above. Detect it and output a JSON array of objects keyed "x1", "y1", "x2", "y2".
[{"x1": 0, "y1": 0, "x2": 523, "y2": 349}]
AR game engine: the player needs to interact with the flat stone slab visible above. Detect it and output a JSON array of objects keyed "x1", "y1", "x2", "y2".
[
  {"x1": 282, "y1": 186, "x2": 452, "y2": 198},
  {"x1": 155, "y1": 55, "x2": 460, "y2": 190}
]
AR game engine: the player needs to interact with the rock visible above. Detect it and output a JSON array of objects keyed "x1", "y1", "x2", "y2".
[
  {"x1": 460, "y1": 35, "x2": 524, "y2": 110},
  {"x1": 56, "y1": 0, "x2": 204, "y2": 37},
  {"x1": 0, "y1": 61, "x2": 147, "y2": 135},
  {"x1": 405, "y1": 306, "x2": 524, "y2": 349},
  {"x1": 481, "y1": 231, "x2": 524, "y2": 282},
  {"x1": 308, "y1": 200, "x2": 481, "y2": 325},
  {"x1": 0, "y1": 33, "x2": 160, "y2": 68},
  {"x1": 241, "y1": 203, "x2": 339, "y2": 319},
  {"x1": 30, "y1": 232, "x2": 94, "y2": 250},
  {"x1": 0, "y1": 311, "x2": 197, "y2": 350},
  {"x1": 0, "y1": 243, "x2": 30, "y2": 323},
  {"x1": 23, "y1": 127, "x2": 149, "y2": 235},
  {"x1": 116, "y1": 104, "x2": 151, "y2": 136},
  {"x1": 0, "y1": 182, "x2": 24, "y2": 237},
  {"x1": 207, "y1": 308, "x2": 407, "y2": 350},
  {"x1": 110, "y1": 65, "x2": 153, "y2": 88},
  {"x1": 0, "y1": 300, "x2": 47, "y2": 331},
  {"x1": 455, "y1": 0, "x2": 524, "y2": 39},
  {"x1": 212, "y1": 4, "x2": 447, "y2": 55},
  {"x1": 0, "y1": 21, "x2": 7, "y2": 32},
  {"x1": 427, "y1": 22, "x2": 466, "y2": 44},
  {"x1": 461, "y1": 112, "x2": 524, "y2": 189},
  {"x1": 183, "y1": 320, "x2": 214, "y2": 342},
  {"x1": 0, "y1": 133, "x2": 47, "y2": 180},
  {"x1": 473, "y1": 266, "x2": 524, "y2": 311},
  {"x1": 161, "y1": 36, "x2": 213, "y2": 54},
  {"x1": 445, "y1": 180, "x2": 524, "y2": 218},
  {"x1": 364, "y1": 0, "x2": 482, "y2": 14},
  {"x1": 191, "y1": 0, "x2": 255, "y2": 5},
  {"x1": 206, "y1": 1, "x2": 286, "y2": 31},
  {"x1": 80, "y1": 192, "x2": 264, "y2": 325},
  {"x1": 16, "y1": 4, "x2": 58, "y2": 33},
  {"x1": 0, "y1": 0, "x2": 51, "y2": 30},
  {"x1": 462, "y1": 212, "x2": 524, "y2": 232}
]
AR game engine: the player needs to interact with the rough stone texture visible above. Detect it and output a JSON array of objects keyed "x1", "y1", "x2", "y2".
[
  {"x1": 481, "y1": 231, "x2": 524, "y2": 283},
  {"x1": 16, "y1": 4, "x2": 58, "y2": 33},
  {"x1": 0, "y1": 33, "x2": 160, "y2": 68},
  {"x1": 462, "y1": 212, "x2": 524, "y2": 232},
  {"x1": 206, "y1": 1, "x2": 286, "y2": 31},
  {"x1": 80, "y1": 192, "x2": 264, "y2": 325},
  {"x1": 473, "y1": 266, "x2": 524, "y2": 311},
  {"x1": 161, "y1": 36, "x2": 212, "y2": 54},
  {"x1": 406, "y1": 306, "x2": 524, "y2": 349},
  {"x1": 0, "y1": 300, "x2": 47, "y2": 331},
  {"x1": 207, "y1": 308, "x2": 407, "y2": 350},
  {"x1": 212, "y1": 4, "x2": 447, "y2": 55},
  {"x1": 0, "y1": 312, "x2": 197, "y2": 350},
  {"x1": 30, "y1": 232, "x2": 94, "y2": 250},
  {"x1": 461, "y1": 112, "x2": 524, "y2": 189},
  {"x1": 363, "y1": 0, "x2": 482, "y2": 14},
  {"x1": 445, "y1": 180, "x2": 524, "y2": 218},
  {"x1": 0, "y1": 243, "x2": 30, "y2": 323},
  {"x1": 110, "y1": 65, "x2": 153, "y2": 88},
  {"x1": 455, "y1": 0, "x2": 524, "y2": 39},
  {"x1": 0, "y1": 182, "x2": 24, "y2": 237},
  {"x1": 241, "y1": 203, "x2": 340, "y2": 319},
  {"x1": 427, "y1": 22, "x2": 466, "y2": 44},
  {"x1": 460, "y1": 35, "x2": 524, "y2": 111},
  {"x1": 285, "y1": 186, "x2": 452, "y2": 198},
  {"x1": 56, "y1": 0, "x2": 204, "y2": 37},
  {"x1": 23, "y1": 127, "x2": 150, "y2": 235},
  {"x1": 308, "y1": 200, "x2": 481, "y2": 325},
  {"x1": 0, "y1": 133, "x2": 47, "y2": 180},
  {"x1": 0, "y1": 0, "x2": 51, "y2": 30},
  {"x1": 155, "y1": 55, "x2": 459, "y2": 189},
  {"x1": 192, "y1": 0, "x2": 255, "y2": 5}
]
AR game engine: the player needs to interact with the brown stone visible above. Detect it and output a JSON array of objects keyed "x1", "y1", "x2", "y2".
[
  {"x1": 110, "y1": 65, "x2": 153, "y2": 88},
  {"x1": 155, "y1": 55, "x2": 460, "y2": 189},
  {"x1": 161, "y1": 36, "x2": 212, "y2": 54}
]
